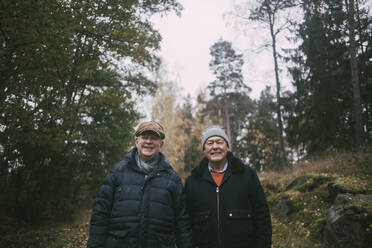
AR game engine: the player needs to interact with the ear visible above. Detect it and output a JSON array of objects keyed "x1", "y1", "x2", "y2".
[
  {"x1": 135, "y1": 136, "x2": 139, "y2": 146},
  {"x1": 159, "y1": 140, "x2": 164, "y2": 148}
]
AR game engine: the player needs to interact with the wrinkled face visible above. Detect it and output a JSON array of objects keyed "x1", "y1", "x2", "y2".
[
  {"x1": 135, "y1": 131, "x2": 163, "y2": 162},
  {"x1": 203, "y1": 136, "x2": 228, "y2": 165}
]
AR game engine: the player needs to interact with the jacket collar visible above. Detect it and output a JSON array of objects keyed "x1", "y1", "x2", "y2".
[
  {"x1": 123, "y1": 147, "x2": 174, "y2": 173},
  {"x1": 191, "y1": 152, "x2": 245, "y2": 178}
]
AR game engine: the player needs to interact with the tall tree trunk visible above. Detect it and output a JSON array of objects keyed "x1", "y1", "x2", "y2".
[
  {"x1": 223, "y1": 76, "x2": 232, "y2": 150},
  {"x1": 269, "y1": 14, "x2": 287, "y2": 168},
  {"x1": 355, "y1": 0, "x2": 370, "y2": 138},
  {"x1": 348, "y1": 0, "x2": 363, "y2": 148}
]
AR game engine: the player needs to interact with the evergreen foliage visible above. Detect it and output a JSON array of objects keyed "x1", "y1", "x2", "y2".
[
  {"x1": 240, "y1": 87, "x2": 281, "y2": 171},
  {"x1": 207, "y1": 39, "x2": 251, "y2": 152},
  {"x1": 284, "y1": 0, "x2": 372, "y2": 155}
]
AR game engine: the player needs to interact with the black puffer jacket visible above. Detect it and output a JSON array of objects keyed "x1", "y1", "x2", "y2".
[
  {"x1": 87, "y1": 148, "x2": 192, "y2": 248},
  {"x1": 185, "y1": 152, "x2": 272, "y2": 248}
]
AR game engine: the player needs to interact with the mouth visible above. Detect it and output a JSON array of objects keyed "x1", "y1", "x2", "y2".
[{"x1": 210, "y1": 152, "x2": 222, "y2": 156}]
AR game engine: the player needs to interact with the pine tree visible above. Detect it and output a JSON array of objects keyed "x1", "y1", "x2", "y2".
[{"x1": 208, "y1": 39, "x2": 251, "y2": 151}]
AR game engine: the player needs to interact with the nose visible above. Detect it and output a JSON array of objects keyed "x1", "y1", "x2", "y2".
[{"x1": 211, "y1": 142, "x2": 219, "y2": 149}]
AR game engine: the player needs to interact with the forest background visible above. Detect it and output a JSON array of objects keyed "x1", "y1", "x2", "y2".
[{"x1": 0, "y1": 0, "x2": 372, "y2": 230}]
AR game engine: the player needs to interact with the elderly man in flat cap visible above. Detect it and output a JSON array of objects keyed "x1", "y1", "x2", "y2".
[
  {"x1": 185, "y1": 126, "x2": 272, "y2": 248},
  {"x1": 87, "y1": 121, "x2": 192, "y2": 248}
]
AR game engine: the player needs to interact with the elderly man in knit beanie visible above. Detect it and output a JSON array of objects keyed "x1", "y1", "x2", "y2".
[
  {"x1": 185, "y1": 126, "x2": 272, "y2": 248},
  {"x1": 87, "y1": 121, "x2": 192, "y2": 248}
]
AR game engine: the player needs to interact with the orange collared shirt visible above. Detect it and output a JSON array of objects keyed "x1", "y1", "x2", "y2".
[{"x1": 210, "y1": 171, "x2": 225, "y2": 187}]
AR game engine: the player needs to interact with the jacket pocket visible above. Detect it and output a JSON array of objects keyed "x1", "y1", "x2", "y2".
[
  {"x1": 105, "y1": 230, "x2": 131, "y2": 248},
  {"x1": 225, "y1": 209, "x2": 253, "y2": 240}
]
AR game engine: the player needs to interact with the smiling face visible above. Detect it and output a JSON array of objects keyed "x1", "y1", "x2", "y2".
[
  {"x1": 135, "y1": 131, "x2": 164, "y2": 162},
  {"x1": 203, "y1": 136, "x2": 228, "y2": 169}
]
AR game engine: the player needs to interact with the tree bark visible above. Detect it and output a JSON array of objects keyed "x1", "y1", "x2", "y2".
[
  {"x1": 269, "y1": 12, "x2": 288, "y2": 168},
  {"x1": 223, "y1": 75, "x2": 232, "y2": 150},
  {"x1": 348, "y1": 0, "x2": 363, "y2": 148}
]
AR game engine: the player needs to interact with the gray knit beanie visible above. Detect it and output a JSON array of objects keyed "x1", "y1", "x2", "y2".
[{"x1": 201, "y1": 126, "x2": 230, "y2": 150}]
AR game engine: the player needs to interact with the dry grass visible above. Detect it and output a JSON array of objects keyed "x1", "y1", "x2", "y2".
[{"x1": 260, "y1": 147, "x2": 372, "y2": 182}]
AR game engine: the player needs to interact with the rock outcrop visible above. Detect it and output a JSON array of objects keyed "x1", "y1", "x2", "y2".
[
  {"x1": 324, "y1": 193, "x2": 372, "y2": 248},
  {"x1": 274, "y1": 198, "x2": 289, "y2": 221}
]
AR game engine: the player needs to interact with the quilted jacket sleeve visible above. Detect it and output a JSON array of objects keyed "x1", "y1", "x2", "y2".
[
  {"x1": 172, "y1": 175, "x2": 193, "y2": 248},
  {"x1": 87, "y1": 168, "x2": 117, "y2": 248}
]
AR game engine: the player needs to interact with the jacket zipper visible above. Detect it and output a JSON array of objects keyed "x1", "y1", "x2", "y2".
[
  {"x1": 138, "y1": 174, "x2": 148, "y2": 248},
  {"x1": 216, "y1": 186, "x2": 221, "y2": 248}
]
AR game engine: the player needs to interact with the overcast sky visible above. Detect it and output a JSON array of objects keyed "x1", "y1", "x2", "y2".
[{"x1": 151, "y1": 0, "x2": 293, "y2": 101}]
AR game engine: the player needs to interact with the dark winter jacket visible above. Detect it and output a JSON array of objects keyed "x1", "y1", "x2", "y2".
[
  {"x1": 185, "y1": 152, "x2": 272, "y2": 248},
  {"x1": 87, "y1": 148, "x2": 192, "y2": 248}
]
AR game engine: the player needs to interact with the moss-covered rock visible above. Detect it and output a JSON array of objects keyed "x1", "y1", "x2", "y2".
[
  {"x1": 324, "y1": 193, "x2": 372, "y2": 248},
  {"x1": 285, "y1": 174, "x2": 332, "y2": 193},
  {"x1": 328, "y1": 178, "x2": 372, "y2": 203},
  {"x1": 324, "y1": 204, "x2": 365, "y2": 248},
  {"x1": 297, "y1": 174, "x2": 332, "y2": 192},
  {"x1": 268, "y1": 191, "x2": 301, "y2": 222},
  {"x1": 285, "y1": 175, "x2": 311, "y2": 191},
  {"x1": 335, "y1": 194, "x2": 372, "y2": 229},
  {"x1": 274, "y1": 198, "x2": 289, "y2": 220}
]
